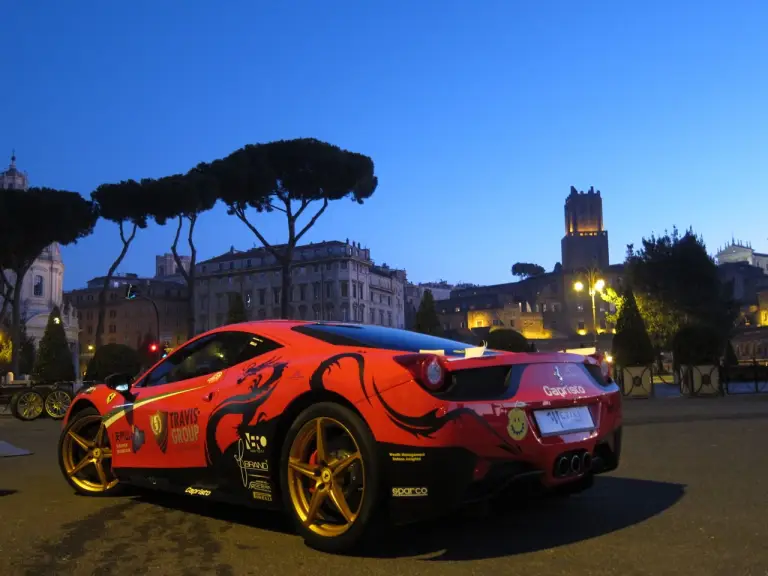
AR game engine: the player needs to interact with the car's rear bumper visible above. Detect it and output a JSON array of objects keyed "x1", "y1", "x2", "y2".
[{"x1": 381, "y1": 425, "x2": 622, "y2": 525}]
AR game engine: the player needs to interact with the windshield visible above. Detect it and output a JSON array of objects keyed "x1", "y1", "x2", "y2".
[{"x1": 292, "y1": 323, "x2": 495, "y2": 357}]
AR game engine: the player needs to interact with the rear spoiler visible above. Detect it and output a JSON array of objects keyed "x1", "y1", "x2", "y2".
[{"x1": 418, "y1": 344, "x2": 489, "y2": 361}]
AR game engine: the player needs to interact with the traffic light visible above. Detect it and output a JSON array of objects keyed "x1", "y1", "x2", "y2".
[
  {"x1": 125, "y1": 284, "x2": 138, "y2": 300},
  {"x1": 149, "y1": 343, "x2": 158, "y2": 353}
]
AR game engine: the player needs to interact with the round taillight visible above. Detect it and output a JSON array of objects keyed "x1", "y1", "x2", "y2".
[{"x1": 422, "y1": 357, "x2": 444, "y2": 390}]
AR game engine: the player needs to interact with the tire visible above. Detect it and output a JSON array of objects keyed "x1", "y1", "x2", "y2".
[
  {"x1": 43, "y1": 388, "x2": 73, "y2": 420},
  {"x1": 10, "y1": 389, "x2": 45, "y2": 421},
  {"x1": 279, "y1": 402, "x2": 383, "y2": 554},
  {"x1": 58, "y1": 407, "x2": 122, "y2": 497}
]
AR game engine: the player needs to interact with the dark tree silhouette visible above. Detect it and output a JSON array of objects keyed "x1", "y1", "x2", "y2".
[
  {"x1": 32, "y1": 305, "x2": 76, "y2": 383},
  {"x1": 211, "y1": 138, "x2": 378, "y2": 318},
  {"x1": 414, "y1": 289, "x2": 442, "y2": 336},
  {"x1": 227, "y1": 292, "x2": 247, "y2": 324},
  {"x1": 486, "y1": 328, "x2": 534, "y2": 352},
  {"x1": 143, "y1": 166, "x2": 218, "y2": 339},
  {"x1": 611, "y1": 288, "x2": 654, "y2": 367},
  {"x1": 0, "y1": 188, "x2": 98, "y2": 374},
  {"x1": 511, "y1": 262, "x2": 546, "y2": 279},
  {"x1": 85, "y1": 343, "x2": 141, "y2": 381},
  {"x1": 91, "y1": 181, "x2": 150, "y2": 349}
]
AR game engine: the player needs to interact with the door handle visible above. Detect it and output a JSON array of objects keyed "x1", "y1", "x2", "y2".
[{"x1": 202, "y1": 391, "x2": 216, "y2": 402}]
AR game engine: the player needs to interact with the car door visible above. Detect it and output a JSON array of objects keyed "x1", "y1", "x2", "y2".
[{"x1": 112, "y1": 330, "x2": 282, "y2": 482}]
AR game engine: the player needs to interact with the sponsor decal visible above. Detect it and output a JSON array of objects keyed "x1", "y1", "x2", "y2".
[
  {"x1": 106, "y1": 392, "x2": 117, "y2": 405},
  {"x1": 207, "y1": 371, "x2": 224, "y2": 384},
  {"x1": 235, "y1": 438, "x2": 269, "y2": 487},
  {"x1": 389, "y1": 452, "x2": 425, "y2": 463},
  {"x1": 244, "y1": 432, "x2": 268, "y2": 454},
  {"x1": 392, "y1": 487, "x2": 428, "y2": 497},
  {"x1": 248, "y1": 479, "x2": 272, "y2": 493},
  {"x1": 185, "y1": 487, "x2": 211, "y2": 496},
  {"x1": 507, "y1": 407, "x2": 528, "y2": 441},
  {"x1": 102, "y1": 385, "x2": 206, "y2": 429},
  {"x1": 149, "y1": 408, "x2": 199, "y2": 451},
  {"x1": 83, "y1": 386, "x2": 96, "y2": 395},
  {"x1": 252, "y1": 491, "x2": 272, "y2": 502},
  {"x1": 114, "y1": 430, "x2": 132, "y2": 454},
  {"x1": 131, "y1": 425, "x2": 145, "y2": 453},
  {"x1": 543, "y1": 385, "x2": 586, "y2": 398}
]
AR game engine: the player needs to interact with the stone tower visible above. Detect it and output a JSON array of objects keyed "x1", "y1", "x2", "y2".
[{"x1": 560, "y1": 186, "x2": 610, "y2": 271}]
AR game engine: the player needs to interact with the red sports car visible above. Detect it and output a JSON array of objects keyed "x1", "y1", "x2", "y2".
[{"x1": 57, "y1": 321, "x2": 622, "y2": 553}]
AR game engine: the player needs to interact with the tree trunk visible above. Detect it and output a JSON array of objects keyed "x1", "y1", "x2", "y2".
[
  {"x1": 280, "y1": 252, "x2": 293, "y2": 319},
  {"x1": 9, "y1": 269, "x2": 26, "y2": 375},
  {"x1": 170, "y1": 214, "x2": 198, "y2": 340},
  {"x1": 95, "y1": 222, "x2": 137, "y2": 349}
]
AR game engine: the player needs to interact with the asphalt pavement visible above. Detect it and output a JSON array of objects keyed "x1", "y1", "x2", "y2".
[{"x1": 1, "y1": 396, "x2": 767, "y2": 576}]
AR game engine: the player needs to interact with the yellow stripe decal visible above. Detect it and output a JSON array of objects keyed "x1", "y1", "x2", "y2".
[{"x1": 103, "y1": 385, "x2": 207, "y2": 428}]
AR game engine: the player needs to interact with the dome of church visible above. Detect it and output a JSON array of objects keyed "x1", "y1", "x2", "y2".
[{"x1": 0, "y1": 152, "x2": 29, "y2": 191}]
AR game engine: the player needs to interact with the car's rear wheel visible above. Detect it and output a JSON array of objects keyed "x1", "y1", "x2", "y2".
[
  {"x1": 10, "y1": 389, "x2": 45, "y2": 421},
  {"x1": 280, "y1": 402, "x2": 381, "y2": 554},
  {"x1": 58, "y1": 407, "x2": 121, "y2": 496}
]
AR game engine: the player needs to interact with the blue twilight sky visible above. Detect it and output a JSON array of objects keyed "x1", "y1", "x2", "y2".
[{"x1": 2, "y1": 1, "x2": 767, "y2": 291}]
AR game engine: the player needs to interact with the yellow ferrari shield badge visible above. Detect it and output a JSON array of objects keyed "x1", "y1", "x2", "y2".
[
  {"x1": 507, "y1": 408, "x2": 528, "y2": 441},
  {"x1": 106, "y1": 392, "x2": 117, "y2": 405}
]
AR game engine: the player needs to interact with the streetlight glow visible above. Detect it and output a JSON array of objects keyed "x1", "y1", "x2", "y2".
[
  {"x1": 594, "y1": 278, "x2": 605, "y2": 292},
  {"x1": 573, "y1": 281, "x2": 584, "y2": 292},
  {"x1": 572, "y1": 269, "x2": 607, "y2": 348}
]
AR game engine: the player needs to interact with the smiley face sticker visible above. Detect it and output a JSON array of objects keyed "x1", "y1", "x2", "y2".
[{"x1": 507, "y1": 408, "x2": 528, "y2": 441}]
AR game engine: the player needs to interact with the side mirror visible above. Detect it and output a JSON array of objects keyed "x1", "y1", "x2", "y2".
[{"x1": 104, "y1": 372, "x2": 134, "y2": 392}]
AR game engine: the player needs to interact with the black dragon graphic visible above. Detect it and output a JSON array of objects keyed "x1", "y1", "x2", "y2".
[
  {"x1": 309, "y1": 352, "x2": 369, "y2": 403},
  {"x1": 310, "y1": 353, "x2": 522, "y2": 455},
  {"x1": 204, "y1": 356, "x2": 288, "y2": 466}
]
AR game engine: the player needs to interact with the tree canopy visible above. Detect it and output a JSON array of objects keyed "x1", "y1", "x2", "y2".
[
  {"x1": 0, "y1": 187, "x2": 98, "y2": 374},
  {"x1": 512, "y1": 262, "x2": 546, "y2": 279},
  {"x1": 211, "y1": 138, "x2": 378, "y2": 318},
  {"x1": 414, "y1": 289, "x2": 442, "y2": 336},
  {"x1": 33, "y1": 305, "x2": 76, "y2": 383},
  {"x1": 91, "y1": 180, "x2": 151, "y2": 348},
  {"x1": 486, "y1": 328, "x2": 534, "y2": 352},
  {"x1": 625, "y1": 226, "x2": 735, "y2": 351}
]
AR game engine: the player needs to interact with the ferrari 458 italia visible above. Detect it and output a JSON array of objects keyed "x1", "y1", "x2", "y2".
[{"x1": 57, "y1": 321, "x2": 622, "y2": 553}]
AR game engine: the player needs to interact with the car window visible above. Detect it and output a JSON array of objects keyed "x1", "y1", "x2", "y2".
[
  {"x1": 141, "y1": 331, "x2": 282, "y2": 388},
  {"x1": 291, "y1": 323, "x2": 494, "y2": 357}
]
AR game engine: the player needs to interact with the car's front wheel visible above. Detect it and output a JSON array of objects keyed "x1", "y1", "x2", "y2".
[
  {"x1": 280, "y1": 402, "x2": 382, "y2": 554},
  {"x1": 58, "y1": 407, "x2": 121, "y2": 496}
]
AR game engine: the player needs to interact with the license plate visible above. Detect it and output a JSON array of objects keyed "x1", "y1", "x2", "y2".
[{"x1": 533, "y1": 406, "x2": 595, "y2": 436}]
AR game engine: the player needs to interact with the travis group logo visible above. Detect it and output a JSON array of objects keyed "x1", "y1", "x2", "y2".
[
  {"x1": 150, "y1": 408, "x2": 200, "y2": 452},
  {"x1": 543, "y1": 385, "x2": 586, "y2": 397}
]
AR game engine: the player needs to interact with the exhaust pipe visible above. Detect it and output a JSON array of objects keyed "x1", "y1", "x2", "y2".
[
  {"x1": 582, "y1": 452, "x2": 592, "y2": 471},
  {"x1": 570, "y1": 454, "x2": 582, "y2": 474},
  {"x1": 556, "y1": 456, "x2": 570, "y2": 477}
]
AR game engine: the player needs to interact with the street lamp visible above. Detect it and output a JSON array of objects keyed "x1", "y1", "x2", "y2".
[{"x1": 573, "y1": 269, "x2": 605, "y2": 348}]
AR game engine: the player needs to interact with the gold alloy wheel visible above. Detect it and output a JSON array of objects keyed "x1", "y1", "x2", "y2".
[
  {"x1": 286, "y1": 416, "x2": 365, "y2": 537},
  {"x1": 61, "y1": 414, "x2": 119, "y2": 493},
  {"x1": 17, "y1": 391, "x2": 44, "y2": 420},
  {"x1": 45, "y1": 390, "x2": 72, "y2": 419}
]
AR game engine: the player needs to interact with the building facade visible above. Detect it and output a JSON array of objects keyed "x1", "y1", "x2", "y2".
[
  {"x1": 716, "y1": 239, "x2": 768, "y2": 272},
  {"x1": 0, "y1": 154, "x2": 80, "y2": 375},
  {"x1": 64, "y1": 273, "x2": 189, "y2": 374},
  {"x1": 194, "y1": 239, "x2": 406, "y2": 332}
]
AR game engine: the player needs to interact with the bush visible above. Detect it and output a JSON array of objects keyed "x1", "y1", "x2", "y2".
[
  {"x1": 486, "y1": 328, "x2": 534, "y2": 353},
  {"x1": 85, "y1": 343, "x2": 141, "y2": 382},
  {"x1": 672, "y1": 323, "x2": 723, "y2": 366},
  {"x1": 612, "y1": 288, "x2": 655, "y2": 367}
]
